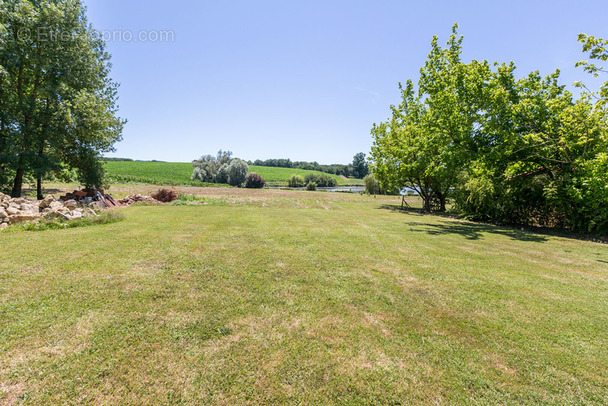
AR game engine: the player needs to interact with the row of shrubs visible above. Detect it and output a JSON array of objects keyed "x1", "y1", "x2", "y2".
[{"x1": 287, "y1": 174, "x2": 337, "y2": 188}]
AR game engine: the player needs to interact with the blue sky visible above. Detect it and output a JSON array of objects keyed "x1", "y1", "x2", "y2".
[{"x1": 85, "y1": 0, "x2": 608, "y2": 164}]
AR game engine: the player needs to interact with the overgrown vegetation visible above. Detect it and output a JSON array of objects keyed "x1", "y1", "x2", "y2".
[{"x1": 371, "y1": 26, "x2": 608, "y2": 233}]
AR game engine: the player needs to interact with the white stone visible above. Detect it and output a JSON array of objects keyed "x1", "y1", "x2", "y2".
[
  {"x1": 6, "y1": 206, "x2": 19, "y2": 216},
  {"x1": 49, "y1": 201, "x2": 63, "y2": 210},
  {"x1": 9, "y1": 213, "x2": 39, "y2": 224},
  {"x1": 39, "y1": 195, "x2": 55, "y2": 209},
  {"x1": 20, "y1": 204, "x2": 36, "y2": 212}
]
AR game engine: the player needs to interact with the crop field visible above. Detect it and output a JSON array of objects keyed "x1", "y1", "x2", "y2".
[
  {"x1": 1, "y1": 186, "x2": 607, "y2": 404},
  {"x1": 103, "y1": 161, "x2": 352, "y2": 186}
]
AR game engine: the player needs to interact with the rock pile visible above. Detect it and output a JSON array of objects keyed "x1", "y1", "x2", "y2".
[
  {"x1": 118, "y1": 194, "x2": 162, "y2": 206},
  {"x1": 0, "y1": 192, "x2": 98, "y2": 229}
]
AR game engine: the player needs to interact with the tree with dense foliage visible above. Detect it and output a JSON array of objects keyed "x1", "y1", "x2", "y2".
[
  {"x1": 576, "y1": 33, "x2": 607, "y2": 106},
  {"x1": 371, "y1": 25, "x2": 494, "y2": 211},
  {"x1": 226, "y1": 159, "x2": 248, "y2": 187},
  {"x1": 192, "y1": 151, "x2": 249, "y2": 186},
  {"x1": 370, "y1": 26, "x2": 608, "y2": 234},
  {"x1": 364, "y1": 174, "x2": 380, "y2": 195},
  {"x1": 192, "y1": 150, "x2": 232, "y2": 183},
  {"x1": 352, "y1": 152, "x2": 369, "y2": 179},
  {"x1": 0, "y1": 0, "x2": 124, "y2": 197}
]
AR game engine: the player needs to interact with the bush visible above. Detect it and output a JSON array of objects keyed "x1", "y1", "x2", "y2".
[
  {"x1": 304, "y1": 173, "x2": 337, "y2": 188},
  {"x1": 151, "y1": 188, "x2": 179, "y2": 202},
  {"x1": 191, "y1": 150, "x2": 236, "y2": 184},
  {"x1": 288, "y1": 175, "x2": 305, "y2": 188},
  {"x1": 317, "y1": 174, "x2": 337, "y2": 187},
  {"x1": 306, "y1": 182, "x2": 317, "y2": 191},
  {"x1": 227, "y1": 159, "x2": 249, "y2": 186},
  {"x1": 244, "y1": 173, "x2": 266, "y2": 188},
  {"x1": 304, "y1": 173, "x2": 317, "y2": 185},
  {"x1": 215, "y1": 164, "x2": 229, "y2": 184},
  {"x1": 364, "y1": 174, "x2": 380, "y2": 195}
]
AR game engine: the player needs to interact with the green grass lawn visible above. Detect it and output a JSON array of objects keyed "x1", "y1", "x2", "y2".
[
  {"x1": 104, "y1": 161, "x2": 352, "y2": 186},
  {"x1": 1, "y1": 188, "x2": 608, "y2": 404}
]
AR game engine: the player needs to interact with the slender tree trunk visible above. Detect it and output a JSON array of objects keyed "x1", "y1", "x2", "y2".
[
  {"x1": 36, "y1": 143, "x2": 45, "y2": 200},
  {"x1": 37, "y1": 177, "x2": 43, "y2": 200},
  {"x1": 11, "y1": 164, "x2": 24, "y2": 198}
]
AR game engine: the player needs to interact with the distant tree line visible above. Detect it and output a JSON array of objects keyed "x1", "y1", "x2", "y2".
[
  {"x1": 249, "y1": 153, "x2": 369, "y2": 179},
  {"x1": 370, "y1": 26, "x2": 608, "y2": 234},
  {"x1": 102, "y1": 158, "x2": 166, "y2": 162}
]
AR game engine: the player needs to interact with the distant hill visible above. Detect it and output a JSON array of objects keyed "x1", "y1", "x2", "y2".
[{"x1": 103, "y1": 161, "x2": 358, "y2": 186}]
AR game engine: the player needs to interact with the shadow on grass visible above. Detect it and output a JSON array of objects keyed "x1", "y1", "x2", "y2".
[
  {"x1": 378, "y1": 204, "x2": 548, "y2": 243},
  {"x1": 22, "y1": 187, "x2": 65, "y2": 196}
]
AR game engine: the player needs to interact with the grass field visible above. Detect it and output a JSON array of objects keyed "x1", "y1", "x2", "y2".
[
  {"x1": 1, "y1": 187, "x2": 608, "y2": 404},
  {"x1": 103, "y1": 161, "x2": 355, "y2": 186}
]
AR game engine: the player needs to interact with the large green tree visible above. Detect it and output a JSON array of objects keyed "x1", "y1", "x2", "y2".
[
  {"x1": 370, "y1": 26, "x2": 608, "y2": 234},
  {"x1": 371, "y1": 25, "x2": 498, "y2": 211},
  {"x1": 0, "y1": 0, "x2": 124, "y2": 197}
]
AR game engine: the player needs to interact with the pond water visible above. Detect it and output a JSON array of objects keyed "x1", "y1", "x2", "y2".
[
  {"x1": 318, "y1": 186, "x2": 365, "y2": 193},
  {"x1": 271, "y1": 186, "x2": 418, "y2": 195}
]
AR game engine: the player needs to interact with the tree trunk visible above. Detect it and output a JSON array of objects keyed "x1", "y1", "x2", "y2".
[
  {"x1": 423, "y1": 195, "x2": 431, "y2": 212},
  {"x1": 437, "y1": 192, "x2": 447, "y2": 212},
  {"x1": 37, "y1": 176, "x2": 43, "y2": 200},
  {"x1": 11, "y1": 166, "x2": 24, "y2": 198}
]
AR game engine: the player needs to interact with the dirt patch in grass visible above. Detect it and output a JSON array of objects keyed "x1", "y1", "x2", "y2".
[{"x1": 0, "y1": 381, "x2": 27, "y2": 405}]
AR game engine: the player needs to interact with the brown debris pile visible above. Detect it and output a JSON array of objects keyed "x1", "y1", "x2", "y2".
[{"x1": 59, "y1": 188, "x2": 119, "y2": 208}]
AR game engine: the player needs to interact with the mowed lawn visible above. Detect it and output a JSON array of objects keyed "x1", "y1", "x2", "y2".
[{"x1": 1, "y1": 189, "x2": 608, "y2": 405}]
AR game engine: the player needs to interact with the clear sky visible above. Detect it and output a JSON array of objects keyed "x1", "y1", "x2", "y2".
[{"x1": 85, "y1": 0, "x2": 608, "y2": 164}]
